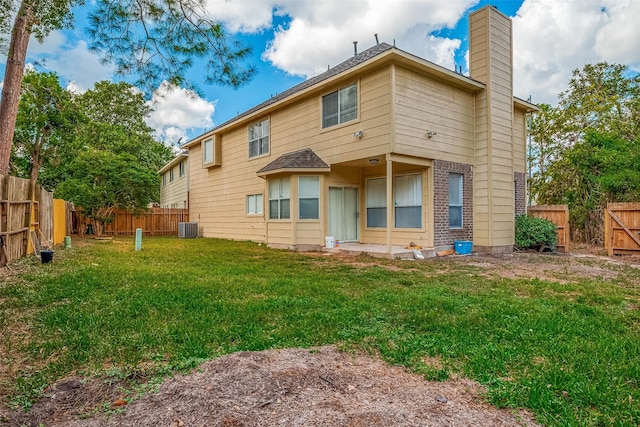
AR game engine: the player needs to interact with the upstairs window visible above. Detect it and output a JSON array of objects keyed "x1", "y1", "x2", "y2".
[
  {"x1": 249, "y1": 119, "x2": 269, "y2": 158},
  {"x1": 203, "y1": 138, "x2": 213, "y2": 165},
  {"x1": 269, "y1": 178, "x2": 290, "y2": 219},
  {"x1": 179, "y1": 161, "x2": 185, "y2": 177},
  {"x1": 322, "y1": 83, "x2": 357, "y2": 128},
  {"x1": 449, "y1": 173, "x2": 463, "y2": 228},
  {"x1": 169, "y1": 168, "x2": 174, "y2": 182},
  {"x1": 162, "y1": 174, "x2": 166, "y2": 186}
]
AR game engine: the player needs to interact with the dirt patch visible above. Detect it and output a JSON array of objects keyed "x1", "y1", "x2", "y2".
[
  {"x1": 444, "y1": 249, "x2": 640, "y2": 285},
  {"x1": 3, "y1": 347, "x2": 539, "y2": 427}
]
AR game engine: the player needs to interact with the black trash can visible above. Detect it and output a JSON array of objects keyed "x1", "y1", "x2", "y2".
[{"x1": 41, "y1": 250, "x2": 54, "y2": 264}]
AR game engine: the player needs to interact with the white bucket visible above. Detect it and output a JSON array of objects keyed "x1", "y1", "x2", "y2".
[{"x1": 325, "y1": 236, "x2": 335, "y2": 248}]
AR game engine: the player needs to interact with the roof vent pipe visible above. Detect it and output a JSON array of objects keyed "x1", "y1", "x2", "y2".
[
  {"x1": 353, "y1": 41, "x2": 358, "y2": 56},
  {"x1": 375, "y1": 34, "x2": 379, "y2": 45}
]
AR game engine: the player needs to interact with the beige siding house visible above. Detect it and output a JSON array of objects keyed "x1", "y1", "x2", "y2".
[
  {"x1": 159, "y1": 153, "x2": 189, "y2": 208},
  {"x1": 183, "y1": 6, "x2": 537, "y2": 255}
]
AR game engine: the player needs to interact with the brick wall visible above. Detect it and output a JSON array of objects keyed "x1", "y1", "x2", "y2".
[
  {"x1": 514, "y1": 172, "x2": 526, "y2": 216},
  {"x1": 433, "y1": 160, "x2": 473, "y2": 247}
]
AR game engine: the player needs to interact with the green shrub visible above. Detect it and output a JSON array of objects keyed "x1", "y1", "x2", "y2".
[{"x1": 515, "y1": 214, "x2": 557, "y2": 250}]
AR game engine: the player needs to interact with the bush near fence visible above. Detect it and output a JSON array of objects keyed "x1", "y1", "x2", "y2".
[{"x1": 527, "y1": 205, "x2": 570, "y2": 253}]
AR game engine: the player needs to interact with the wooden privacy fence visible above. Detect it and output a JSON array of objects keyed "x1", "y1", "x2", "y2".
[
  {"x1": 528, "y1": 205, "x2": 570, "y2": 253},
  {"x1": 0, "y1": 174, "x2": 67, "y2": 266},
  {"x1": 76, "y1": 208, "x2": 189, "y2": 236},
  {"x1": 605, "y1": 202, "x2": 640, "y2": 256}
]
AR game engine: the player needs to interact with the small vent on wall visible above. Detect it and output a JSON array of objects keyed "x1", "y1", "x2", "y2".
[{"x1": 178, "y1": 222, "x2": 198, "y2": 238}]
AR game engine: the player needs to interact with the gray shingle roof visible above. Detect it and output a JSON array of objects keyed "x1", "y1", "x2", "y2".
[{"x1": 256, "y1": 148, "x2": 330, "y2": 175}]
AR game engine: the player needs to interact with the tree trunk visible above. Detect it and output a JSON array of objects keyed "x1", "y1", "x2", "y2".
[{"x1": 0, "y1": 1, "x2": 33, "y2": 176}]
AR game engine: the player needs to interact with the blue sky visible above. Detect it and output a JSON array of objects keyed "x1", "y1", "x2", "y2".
[{"x1": 2, "y1": 0, "x2": 639, "y2": 144}]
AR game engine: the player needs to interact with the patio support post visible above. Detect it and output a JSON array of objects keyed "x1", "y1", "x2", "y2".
[{"x1": 386, "y1": 154, "x2": 393, "y2": 254}]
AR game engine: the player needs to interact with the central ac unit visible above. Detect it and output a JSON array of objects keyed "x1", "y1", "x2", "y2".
[{"x1": 178, "y1": 222, "x2": 198, "y2": 238}]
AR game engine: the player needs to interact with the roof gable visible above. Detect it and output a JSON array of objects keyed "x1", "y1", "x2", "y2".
[{"x1": 256, "y1": 148, "x2": 330, "y2": 177}]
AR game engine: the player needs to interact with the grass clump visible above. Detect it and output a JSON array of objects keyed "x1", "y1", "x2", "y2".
[{"x1": 1, "y1": 236, "x2": 639, "y2": 426}]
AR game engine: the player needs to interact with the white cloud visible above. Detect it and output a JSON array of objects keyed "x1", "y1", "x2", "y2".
[
  {"x1": 23, "y1": 31, "x2": 114, "y2": 92},
  {"x1": 47, "y1": 41, "x2": 114, "y2": 92},
  {"x1": 205, "y1": 0, "x2": 274, "y2": 33},
  {"x1": 146, "y1": 82, "x2": 216, "y2": 145},
  {"x1": 26, "y1": 31, "x2": 67, "y2": 56},
  {"x1": 594, "y1": 0, "x2": 640, "y2": 71},
  {"x1": 254, "y1": 0, "x2": 477, "y2": 77},
  {"x1": 512, "y1": 0, "x2": 640, "y2": 104}
]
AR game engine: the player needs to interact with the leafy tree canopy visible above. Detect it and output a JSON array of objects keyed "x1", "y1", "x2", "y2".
[
  {"x1": 55, "y1": 149, "x2": 162, "y2": 236},
  {"x1": 10, "y1": 69, "x2": 79, "y2": 183},
  {"x1": 0, "y1": 0, "x2": 78, "y2": 50},
  {"x1": 88, "y1": 0, "x2": 256, "y2": 92},
  {"x1": 48, "y1": 80, "x2": 174, "y2": 235}
]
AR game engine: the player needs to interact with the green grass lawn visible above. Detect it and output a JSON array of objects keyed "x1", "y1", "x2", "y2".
[{"x1": 1, "y1": 236, "x2": 640, "y2": 426}]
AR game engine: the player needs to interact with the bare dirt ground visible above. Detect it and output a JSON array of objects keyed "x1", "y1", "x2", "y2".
[
  {"x1": 5, "y1": 347, "x2": 540, "y2": 427},
  {"x1": 2, "y1": 244, "x2": 639, "y2": 427}
]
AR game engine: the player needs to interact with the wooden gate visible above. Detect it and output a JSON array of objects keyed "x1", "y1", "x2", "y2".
[
  {"x1": 527, "y1": 205, "x2": 570, "y2": 253},
  {"x1": 605, "y1": 202, "x2": 640, "y2": 256}
]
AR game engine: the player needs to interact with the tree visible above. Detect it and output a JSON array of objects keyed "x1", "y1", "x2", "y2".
[
  {"x1": 557, "y1": 131, "x2": 640, "y2": 243},
  {"x1": 10, "y1": 69, "x2": 78, "y2": 184},
  {"x1": 55, "y1": 150, "x2": 161, "y2": 236},
  {"x1": 0, "y1": 0, "x2": 78, "y2": 175},
  {"x1": 51, "y1": 80, "x2": 173, "y2": 236},
  {"x1": 74, "y1": 80, "x2": 171, "y2": 170},
  {"x1": 558, "y1": 62, "x2": 640, "y2": 142},
  {"x1": 527, "y1": 103, "x2": 568, "y2": 204},
  {"x1": 0, "y1": 0, "x2": 255, "y2": 175},
  {"x1": 528, "y1": 63, "x2": 640, "y2": 242}
]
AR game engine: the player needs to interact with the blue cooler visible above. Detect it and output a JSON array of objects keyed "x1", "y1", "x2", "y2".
[{"x1": 454, "y1": 240, "x2": 473, "y2": 255}]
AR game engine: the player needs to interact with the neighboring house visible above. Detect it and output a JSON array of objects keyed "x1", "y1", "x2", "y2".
[
  {"x1": 159, "y1": 152, "x2": 189, "y2": 208},
  {"x1": 183, "y1": 6, "x2": 537, "y2": 255}
]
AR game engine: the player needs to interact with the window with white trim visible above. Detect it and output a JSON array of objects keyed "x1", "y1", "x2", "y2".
[
  {"x1": 169, "y1": 168, "x2": 174, "y2": 182},
  {"x1": 366, "y1": 177, "x2": 386, "y2": 228},
  {"x1": 246, "y1": 194, "x2": 263, "y2": 215},
  {"x1": 203, "y1": 138, "x2": 213, "y2": 164},
  {"x1": 269, "y1": 178, "x2": 290, "y2": 219},
  {"x1": 322, "y1": 83, "x2": 357, "y2": 128},
  {"x1": 249, "y1": 119, "x2": 269, "y2": 158},
  {"x1": 449, "y1": 173, "x2": 463, "y2": 228},
  {"x1": 162, "y1": 174, "x2": 166, "y2": 186},
  {"x1": 179, "y1": 161, "x2": 185, "y2": 177},
  {"x1": 394, "y1": 174, "x2": 422, "y2": 228},
  {"x1": 299, "y1": 176, "x2": 319, "y2": 219}
]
